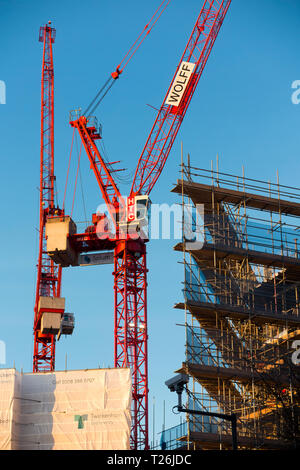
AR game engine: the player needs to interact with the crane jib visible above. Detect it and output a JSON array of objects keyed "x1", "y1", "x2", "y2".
[{"x1": 165, "y1": 61, "x2": 195, "y2": 107}]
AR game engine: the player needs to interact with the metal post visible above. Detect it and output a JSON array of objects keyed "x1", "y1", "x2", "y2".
[{"x1": 177, "y1": 404, "x2": 238, "y2": 450}]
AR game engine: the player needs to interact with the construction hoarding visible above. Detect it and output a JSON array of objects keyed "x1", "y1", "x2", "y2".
[{"x1": 0, "y1": 368, "x2": 131, "y2": 450}]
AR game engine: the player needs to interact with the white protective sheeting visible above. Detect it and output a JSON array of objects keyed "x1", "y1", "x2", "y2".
[
  {"x1": 0, "y1": 368, "x2": 131, "y2": 450},
  {"x1": 0, "y1": 369, "x2": 21, "y2": 450}
]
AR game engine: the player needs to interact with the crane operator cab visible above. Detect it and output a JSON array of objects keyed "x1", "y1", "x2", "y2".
[
  {"x1": 58, "y1": 312, "x2": 75, "y2": 340},
  {"x1": 125, "y1": 195, "x2": 151, "y2": 241}
]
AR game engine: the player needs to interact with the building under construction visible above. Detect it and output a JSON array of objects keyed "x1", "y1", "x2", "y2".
[{"x1": 170, "y1": 160, "x2": 300, "y2": 450}]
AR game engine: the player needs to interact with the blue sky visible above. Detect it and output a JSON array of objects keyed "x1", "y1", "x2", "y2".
[{"x1": 1, "y1": 0, "x2": 300, "y2": 446}]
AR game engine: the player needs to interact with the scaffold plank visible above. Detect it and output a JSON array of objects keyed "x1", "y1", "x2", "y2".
[
  {"x1": 174, "y1": 300, "x2": 300, "y2": 325},
  {"x1": 172, "y1": 180, "x2": 300, "y2": 217}
]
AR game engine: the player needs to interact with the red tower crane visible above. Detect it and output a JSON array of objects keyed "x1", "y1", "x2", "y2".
[
  {"x1": 33, "y1": 23, "x2": 64, "y2": 372},
  {"x1": 45, "y1": 0, "x2": 231, "y2": 449}
]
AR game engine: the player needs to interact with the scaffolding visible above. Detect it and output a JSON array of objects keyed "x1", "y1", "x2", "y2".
[{"x1": 172, "y1": 160, "x2": 300, "y2": 450}]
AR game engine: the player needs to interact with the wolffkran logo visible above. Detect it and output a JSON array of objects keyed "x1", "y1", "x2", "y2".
[
  {"x1": 0, "y1": 81, "x2": 6, "y2": 104},
  {"x1": 74, "y1": 414, "x2": 88, "y2": 429}
]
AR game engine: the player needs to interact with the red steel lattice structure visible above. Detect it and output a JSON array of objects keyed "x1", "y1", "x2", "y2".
[
  {"x1": 33, "y1": 23, "x2": 62, "y2": 372},
  {"x1": 114, "y1": 241, "x2": 148, "y2": 449},
  {"x1": 130, "y1": 0, "x2": 231, "y2": 197},
  {"x1": 67, "y1": 0, "x2": 231, "y2": 449}
]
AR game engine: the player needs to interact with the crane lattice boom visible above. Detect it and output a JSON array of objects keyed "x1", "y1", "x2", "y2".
[{"x1": 130, "y1": 0, "x2": 231, "y2": 197}]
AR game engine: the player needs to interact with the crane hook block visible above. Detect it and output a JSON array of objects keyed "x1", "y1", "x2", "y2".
[{"x1": 111, "y1": 68, "x2": 122, "y2": 80}]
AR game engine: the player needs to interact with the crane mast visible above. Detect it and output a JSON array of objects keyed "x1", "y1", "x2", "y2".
[
  {"x1": 46, "y1": 0, "x2": 231, "y2": 449},
  {"x1": 33, "y1": 23, "x2": 63, "y2": 372}
]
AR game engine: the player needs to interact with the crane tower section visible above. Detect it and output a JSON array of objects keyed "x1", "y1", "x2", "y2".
[{"x1": 33, "y1": 23, "x2": 64, "y2": 373}]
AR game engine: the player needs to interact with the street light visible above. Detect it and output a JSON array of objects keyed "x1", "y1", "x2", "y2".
[{"x1": 165, "y1": 374, "x2": 238, "y2": 451}]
